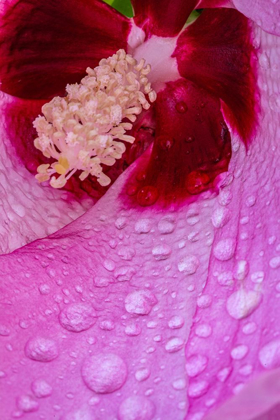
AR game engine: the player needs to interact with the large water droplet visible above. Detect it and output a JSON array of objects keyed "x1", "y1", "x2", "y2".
[
  {"x1": 165, "y1": 337, "x2": 184, "y2": 353},
  {"x1": 31, "y1": 379, "x2": 52, "y2": 398},
  {"x1": 226, "y1": 289, "x2": 262, "y2": 319},
  {"x1": 134, "y1": 218, "x2": 152, "y2": 234},
  {"x1": 152, "y1": 244, "x2": 172, "y2": 260},
  {"x1": 178, "y1": 255, "x2": 199, "y2": 275},
  {"x1": 211, "y1": 207, "x2": 231, "y2": 228},
  {"x1": 81, "y1": 353, "x2": 127, "y2": 393},
  {"x1": 259, "y1": 339, "x2": 280, "y2": 369},
  {"x1": 59, "y1": 302, "x2": 97, "y2": 332},
  {"x1": 17, "y1": 395, "x2": 39, "y2": 412},
  {"x1": 158, "y1": 217, "x2": 175, "y2": 234},
  {"x1": 25, "y1": 337, "x2": 58, "y2": 362},
  {"x1": 125, "y1": 290, "x2": 157, "y2": 315},
  {"x1": 197, "y1": 295, "x2": 212, "y2": 308},
  {"x1": 186, "y1": 354, "x2": 208, "y2": 377},
  {"x1": 214, "y1": 238, "x2": 236, "y2": 261},
  {"x1": 118, "y1": 396, "x2": 155, "y2": 420}
]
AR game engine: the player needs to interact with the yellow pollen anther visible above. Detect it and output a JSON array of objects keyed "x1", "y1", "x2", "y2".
[{"x1": 33, "y1": 49, "x2": 157, "y2": 188}]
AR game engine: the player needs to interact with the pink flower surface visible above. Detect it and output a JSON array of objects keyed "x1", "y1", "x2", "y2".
[{"x1": 0, "y1": 1, "x2": 280, "y2": 419}]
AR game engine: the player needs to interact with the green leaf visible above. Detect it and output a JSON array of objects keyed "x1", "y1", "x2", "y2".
[{"x1": 103, "y1": 0, "x2": 133, "y2": 18}]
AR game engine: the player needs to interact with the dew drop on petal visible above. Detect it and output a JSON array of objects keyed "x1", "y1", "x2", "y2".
[
  {"x1": 211, "y1": 207, "x2": 231, "y2": 228},
  {"x1": 226, "y1": 289, "x2": 262, "y2": 319},
  {"x1": 231, "y1": 345, "x2": 248, "y2": 360},
  {"x1": 168, "y1": 315, "x2": 185, "y2": 329},
  {"x1": 152, "y1": 244, "x2": 172, "y2": 261},
  {"x1": 118, "y1": 396, "x2": 155, "y2": 420},
  {"x1": 269, "y1": 256, "x2": 280, "y2": 269},
  {"x1": 81, "y1": 353, "x2": 127, "y2": 394},
  {"x1": 172, "y1": 378, "x2": 186, "y2": 390},
  {"x1": 186, "y1": 354, "x2": 208, "y2": 377},
  {"x1": 195, "y1": 324, "x2": 212, "y2": 338},
  {"x1": 125, "y1": 290, "x2": 157, "y2": 315},
  {"x1": 186, "y1": 171, "x2": 210, "y2": 195},
  {"x1": 175, "y1": 101, "x2": 188, "y2": 113},
  {"x1": 125, "y1": 323, "x2": 142, "y2": 336},
  {"x1": 242, "y1": 322, "x2": 257, "y2": 335},
  {"x1": 158, "y1": 217, "x2": 175, "y2": 234},
  {"x1": 188, "y1": 380, "x2": 209, "y2": 398},
  {"x1": 137, "y1": 186, "x2": 159, "y2": 206},
  {"x1": 134, "y1": 218, "x2": 152, "y2": 234},
  {"x1": 213, "y1": 238, "x2": 236, "y2": 261},
  {"x1": 59, "y1": 302, "x2": 97, "y2": 332},
  {"x1": 259, "y1": 340, "x2": 280, "y2": 369},
  {"x1": 25, "y1": 337, "x2": 58, "y2": 362},
  {"x1": 31, "y1": 379, "x2": 53, "y2": 398},
  {"x1": 217, "y1": 367, "x2": 232, "y2": 383},
  {"x1": 135, "y1": 367, "x2": 151, "y2": 382},
  {"x1": 17, "y1": 395, "x2": 39, "y2": 412},
  {"x1": 165, "y1": 337, "x2": 185, "y2": 353},
  {"x1": 178, "y1": 255, "x2": 199, "y2": 275},
  {"x1": 197, "y1": 295, "x2": 212, "y2": 308}
]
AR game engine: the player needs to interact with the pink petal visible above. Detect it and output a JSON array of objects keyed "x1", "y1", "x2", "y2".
[
  {"x1": 131, "y1": 0, "x2": 199, "y2": 37},
  {"x1": 0, "y1": 0, "x2": 131, "y2": 99},
  {"x1": 232, "y1": 0, "x2": 280, "y2": 37},
  {"x1": 173, "y1": 9, "x2": 257, "y2": 143}
]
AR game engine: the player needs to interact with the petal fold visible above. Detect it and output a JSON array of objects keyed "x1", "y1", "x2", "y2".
[
  {"x1": 131, "y1": 0, "x2": 199, "y2": 37},
  {"x1": 0, "y1": 0, "x2": 131, "y2": 99}
]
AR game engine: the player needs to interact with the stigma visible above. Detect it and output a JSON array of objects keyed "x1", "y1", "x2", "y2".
[{"x1": 33, "y1": 49, "x2": 156, "y2": 188}]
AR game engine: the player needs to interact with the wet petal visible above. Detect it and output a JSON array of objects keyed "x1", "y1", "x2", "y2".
[
  {"x1": 131, "y1": 0, "x2": 199, "y2": 37},
  {"x1": 173, "y1": 9, "x2": 257, "y2": 143},
  {"x1": 0, "y1": 0, "x2": 131, "y2": 99}
]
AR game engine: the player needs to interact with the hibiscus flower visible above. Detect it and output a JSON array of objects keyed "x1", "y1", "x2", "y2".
[{"x1": 0, "y1": 0, "x2": 280, "y2": 419}]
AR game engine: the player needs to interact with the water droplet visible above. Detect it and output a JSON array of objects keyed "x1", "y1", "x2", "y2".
[
  {"x1": 158, "y1": 217, "x2": 175, "y2": 234},
  {"x1": 186, "y1": 354, "x2": 208, "y2": 377},
  {"x1": 114, "y1": 266, "x2": 135, "y2": 282},
  {"x1": 269, "y1": 256, "x2": 280, "y2": 269},
  {"x1": 135, "y1": 218, "x2": 152, "y2": 234},
  {"x1": 259, "y1": 339, "x2": 280, "y2": 369},
  {"x1": 152, "y1": 244, "x2": 172, "y2": 261},
  {"x1": 214, "y1": 238, "x2": 236, "y2": 261},
  {"x1": 168, "y1": 315, "x2": 184, "y2": 329},
  {"x1": 172, "y1": 378, "x2": 186, "y2": 390},
  {"x1": 231, "y1": 344, "x2": 248, "y2": 360},
  {"x1": 246, "y1": 195, "x2": 256, "y2": 207},
  {"x1": 218, "y1": 190, "x2": 232, "y2": 206},
  {"x1": 103, "y1": 259, "x2": 115, "y2": 272},
  {"x1": 158, "y1": 135, "x2": 174, "y2": 150},
  {"x1": 259, "y1": 52, "x2": 270, "y2": 69},
  {"x1": 197, "y1": 295, "x2": 212, "y2": 308},
  {"x1": 93, "y1": 277, "x2": 110, "y2": 287},
  {"x1": 234, "y1": 260, "x2": 249, "y2": 281},
  {"x1": 59, "y1": 302, "x2": 97, "y2": 332},
  {"x1": 137, "y1": 186, "x2": 159, "y2": 206},
  {"x1": 242, "y1": 322, "x2": 257, "y2": 335},
  {"x1": 178, "y1": 255, "x2": 199, "y2": 275},
  {"x1": 25, "y1": 337, "x2": 58, "y2": 362},
  {"x1": 239, "y1": 364, "x2": 253, "y2": 376},
  {"x1": 176, "y1": 101, "x2": 188, "y2": 113},
  {"x1": 217, "y1": 367, "x2": 232, "y2": 382},
  {"x1": 185, "y1": 136, "x2": 195, "y2": 143},
  {"x1": 118, "y1": 396, "x2": 155, "y2": 420},
  {"x1": 99, "y1": 319, "x2": 115, "y2": 330},
  {"x1": 211, "y1": 207, "x2": 231, "y2": 228},
  {"x1": 31, "y1": 379, "x2": 52, "y2": 398},
  {"x1": 217, "y1": 271, "x2": 234, "y2": 287},
  {"x1": 188, "y1": 380, "x2": 209, "y2": 398},
  {"x1": 135, "y1": 367, "x2": 151, "y2": 382},
  {"x1": 186, "y1": 171, "x2": 210, "y2": 195},
  {"x1": 195, "y1": 324, "x2": 212, "y2": 338},
  {"x1": 233, "y1": 382, "x2": 245, "y2": 395},
  {"x1": 251, "y1": 271, "x2": 264, "y2": 283},
  {"x1": 118, "y1": 246, "x2": 136, "y2": 261},
  {"x1": 125, "y1": 290, "x2": 157, "y2": 315},
  {"x1": 227, "y1": 289, "x2": 262, "y2": 319},
  {"x1": 165, "y1": 337, "x2": 184, "y2": 353},
  {"x1": 115, "y1": 217, "x2": 127, "y2": 230},
  {"x1": 125, "y1": 323, "x2": 141, "y2": 336},
  {"x1": 17, "y1": 395, "x2": 39, "y2": 412},
  {"x1": 38, "y1": 284, "x2": 51, "y2": 295},
  {"x1": 82, "y1": 353, "x2": 127, "y2": 393}
]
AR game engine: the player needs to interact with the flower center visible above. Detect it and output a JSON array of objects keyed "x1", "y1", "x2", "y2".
[{"x1": 33, "y1": 49, "x2": 156, "y2": 188}]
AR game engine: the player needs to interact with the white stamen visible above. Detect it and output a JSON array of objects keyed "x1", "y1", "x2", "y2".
[{"x1": 33, "y1": 49, "x2": 156, "y2": 188}]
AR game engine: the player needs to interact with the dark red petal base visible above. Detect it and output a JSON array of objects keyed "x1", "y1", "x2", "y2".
[
  {"x1": 122, "y1": 79, "x2": 231, "y2": 208},
  {"x1": 131, "y1": 0, "x2": 199, "y2": 38},
  {"x1": 0, "y1": 0, "x2": 130, "y2": 100},
  {"x1": 173, "y1": 9, "x2": 258, "y2": 143}
]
